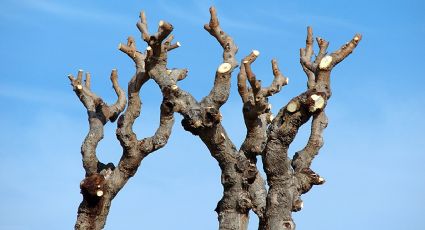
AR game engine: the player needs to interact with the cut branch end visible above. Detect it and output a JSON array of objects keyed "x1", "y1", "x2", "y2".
[
  {"x1": 218, "y1": 63, "x2": 232, "y2": 73},
  {"x1": 309, "y1": 94, "x2": 325, "y2": 112},
  {"x1": 319, "y1": 55, "x2": 333, "y2": 70},
  {"x1": 220, "y1": 132, "x2": 226, "y2": 140},
  {"x1": 96, "y1": 190, "x2": 104, "y2": 197},
  {"x1": 287, "y1": 101, "x2": 299, "y2": 113},
  {"x1": 267, "y1": 114, "x2": 274, "y2": 123}
]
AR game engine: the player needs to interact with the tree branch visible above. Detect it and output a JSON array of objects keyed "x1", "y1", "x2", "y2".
[
  {"x1": 292, "y1": 111, "x2": 328, "y2": 173},
  {"x1": 136, "y1": 11, "x2": 150, "y2": 43},
  {"x1": 331, "y1": 34, "x2": 362, "y2": 67},
  {"x1": 68, "y1": 69, "x2": 126, "y2": 176},
  {"x1": 201, "y1": 6, "x2": 238, "y2": 109},
  {"x1": 113, "y1": 34, "x2": 175, "y2": 188},
  {"x1": 239, "y1": 51, "x2": 288, "y2": 158}
]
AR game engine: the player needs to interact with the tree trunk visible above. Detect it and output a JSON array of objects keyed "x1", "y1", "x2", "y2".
[{"x1": 75, "y1": 194, "x2": 112, "y2": 230}]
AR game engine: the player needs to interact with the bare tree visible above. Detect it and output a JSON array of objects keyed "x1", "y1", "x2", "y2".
[{"x1": 69, "y1": 7, "x2": 361, "y2": 230}]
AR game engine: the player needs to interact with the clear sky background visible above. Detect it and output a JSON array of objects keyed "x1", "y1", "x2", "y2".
[{"x1": 1, "y1": 0, "x2": 424, "y2": 229}]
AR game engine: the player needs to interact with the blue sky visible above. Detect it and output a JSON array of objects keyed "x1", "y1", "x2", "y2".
[{"x1": 1, "y1": 0, "x2": 424, "y2": 229}]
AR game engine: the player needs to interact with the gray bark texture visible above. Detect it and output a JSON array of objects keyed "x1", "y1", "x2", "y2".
[{"x1": 69, "y1": 7, "x2": 361, "y2": 230}]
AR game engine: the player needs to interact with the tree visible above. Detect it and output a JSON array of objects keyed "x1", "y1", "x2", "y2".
[{"x1": 68, "y1": 6, "x2": 361, "y2": 230}]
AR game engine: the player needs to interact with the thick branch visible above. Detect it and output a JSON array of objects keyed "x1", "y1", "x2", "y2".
[
  {"x1": 239, "y1": 53, "x2": 288, "y2": 158},
  {"x1": 292, "y1": 111, "x2": 328, "y2": 172},
  {"x1": 136, "y1": 11, "x2": 150, "y2": 43},
  {"x1": 113, "y1": 35, "x2": 175, "y2": 188},
  {"x1": 237, "y1": 63, "x2": 249, "y2": 103},
  {"x1": 264, "y1": 59, "x2": 289, "y2": 97},
  {"x1": 139, "y1": 101, "x2": 174, "y2": 156},
  {"x1": 313, "y1": 37, "x2": 329, "y2": 68},
  {"x1": 331, "y1": 34, "x2": 362, "y2": 66},
  {"x1": 300, "y1": 26, "x2": 314, "y2": 72},
  {"x1": 201, "y1": 6, "x2": 238, "y2": 109}
]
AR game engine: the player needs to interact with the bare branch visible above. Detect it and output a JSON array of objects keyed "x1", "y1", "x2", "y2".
[
  {"x1": 292, "y1": 112, "x2": 328, "y2": 171},
  {"x1": 167, "y1": 41, "x2": 181, "y2": 51},
  {"x1": 109, "y1": 69, "x2": 127, "y2": 122},
  {"x1": 163, "y1": 34, "x2": 181, "y2": 52},
  {"x1": 201, "y1": 6, "x2": 238, "y2": 108},
  {"x1": 84, "y1": 72, "x2": 91, "y2": 89},
  {"x1": 243, "y1": 50, "x2": 262, "y2": 100},
  {"x1": 118, "y1": 36, "x2": 145, "y2": 67},
  {"x1": 68, "y1": 69, "x2": 126, "y2": 176},
  {"x1": 237, "y1": 63, "x2": 249, "y2": 103},
  {"x1": 136, "y1": 11, "x2": 150, "y2": 43},
  {"x1": 263, "y1": 59, "x2": 289, "y2": 97},
  {"x1": 139, "y1": 101, "x2": 174, "y2": 156},
  {"x1": 292, "y1": 111, "x2": 328, "y2": 195},
  {"x1": 300, "y1": 26, "x2": 314, "y2": 72},
  {"x1": 331, "y1": 34, "x2": 362, "y2": 66},
  {"x1": 156, "y1": 20, "x2": 174, "y2": 43},
  {"x1": 313, "y1": 37, "x2": 329, "y2": 67},
  {"x1": 167, "y1": 68, "x2": 188, "y2": 82}
]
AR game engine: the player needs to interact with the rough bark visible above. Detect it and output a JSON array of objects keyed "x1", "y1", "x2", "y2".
[{"x1": 69, "y1": 7, "x2": 361, "y2": 230}]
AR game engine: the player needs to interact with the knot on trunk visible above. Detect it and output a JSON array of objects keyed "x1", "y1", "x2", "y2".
[
  {"x1": 296, "y1": 168, "x2": 325, "y2": 194},
  {"x1": 236, "y1": 192, "x2": 252, "y2": 213},
  {"x1": 235, "y1": 158, "x2": 258, "y2": 185},
  {"x1": 221, "y1": 172, "x2": 237, "y2": 189},
  {"x1": 203, "y1": 106, "x2": 222, "y2": 127},
  {"x1": 181, "y1": 106, "x2": 222, "y2": 135},
  {"x1": 301, "y1": 168, "x2": 325, "y2": 185},
  {"x1": 282, "y1": 220, "x2": 295, "y2": 230},
  {"x1": 181, "y1": 117, "x2": 203, "y2": 135},
  {"x1": 291, "y1": 197, "x2": 303, "y2": 212}
]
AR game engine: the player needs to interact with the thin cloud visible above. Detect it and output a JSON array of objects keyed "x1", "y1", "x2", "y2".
[
  {"x1": 0, "y1": 83, "x2": 77, "y2": 108},
  {"x1": 157, "y1": 0, "x2": 277, "y2": 34},
  {"x1": 265, "y1": 10, "x2": 368, "y2": 32},
  {"x1": 4, "y1": 0, "x2": 131, "y2": 25}
]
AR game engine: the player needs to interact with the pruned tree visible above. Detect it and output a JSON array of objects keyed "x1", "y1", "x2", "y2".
[{"x1": 69, "y1": 6, "x2": 361, "y2": 230}]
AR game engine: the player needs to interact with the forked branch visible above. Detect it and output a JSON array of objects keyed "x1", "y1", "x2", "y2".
[{"x1": 68, "y1": 69, "x2": 126, "y2": 175}]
